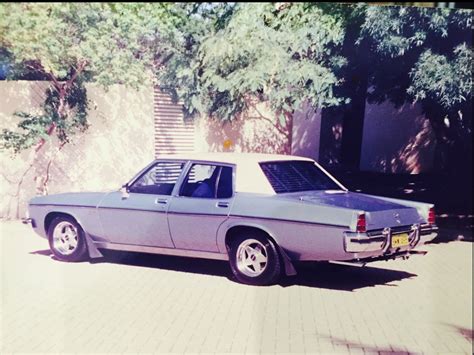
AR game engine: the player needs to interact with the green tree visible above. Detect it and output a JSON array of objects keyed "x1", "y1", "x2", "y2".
[
  {"x1": 155, "y1": 3, "x2": 236, "y2": 117},
  {"x1": 158, "y1": 3, "x2": 347, "y2": 153},
  {"x1": 360, "y1": 5, "x2": 472, "y2": 173},
  {"x1": 0, "y1": 3, "x2": 179, "y2": 150},
  {"x1": 0, "y1": 3, "x2": 185, "y2": 194}
]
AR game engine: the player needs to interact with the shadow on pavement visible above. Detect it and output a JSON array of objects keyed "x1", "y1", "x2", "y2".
[
  {"x1": 321, "y1": 333, "x2": 415, "y2": 354},
  {"x1": 96, "y1": 250, "x2": 233, "y2": 279},
  {"x1": 30, "y1": 248, "x2": 417, "y2": 291},
  {"x1": 30, "y1": 249, "x2": 53, "y2": 256},
  {"x1": 280, "y1": 262, "x2": 416, "y2": 291},
  {"x1": 443, "y1": 323, "x2": 473, "y2": 342},
  {"x1": 429, "y1": 227, "x2": 473, "y2": 244}
]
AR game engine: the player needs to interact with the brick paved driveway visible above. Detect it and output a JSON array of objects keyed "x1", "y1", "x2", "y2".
[{"x1": 1, "y1": 221, "x2": 472, "y2": 354}]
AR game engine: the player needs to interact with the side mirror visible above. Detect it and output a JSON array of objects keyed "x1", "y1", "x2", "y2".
[{"x1": 120, "y1": 184, "x2": 130, "y2": 200}]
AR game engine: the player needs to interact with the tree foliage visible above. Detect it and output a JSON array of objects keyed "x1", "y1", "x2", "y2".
[
  {"x1": 362, "y1": 5, "x2": 472, "y2": 108},
  {"x1": 408, "y1": 44, "x2": 472, "y2": 110},
  {"x1": 158, "y1": 2, "x2": 347, "y2": 148},
  {"x1": 1, "y1": 3, "x2": 472, "y2": 171},
  {"x1": 1, "y1": 82, "x2": 89, "y2": 154},
  {"x1": 0, "y1": 2, "x2": 183, "y2": 152},
  {"x1": 360, "y1": 5, "x2": 472, "y2": 171},
  {"x1": 155, "y1": 3, "x2": 237, "y2": 118}
]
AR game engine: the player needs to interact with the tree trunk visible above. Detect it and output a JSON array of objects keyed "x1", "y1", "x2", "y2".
[{"x1": 284, "y1": 110, "x2": 294, "y2": 155}]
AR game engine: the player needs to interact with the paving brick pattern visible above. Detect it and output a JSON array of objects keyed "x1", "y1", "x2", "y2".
[{"x1": 1, "y1": 221, "x2": 472, "y2": 354}]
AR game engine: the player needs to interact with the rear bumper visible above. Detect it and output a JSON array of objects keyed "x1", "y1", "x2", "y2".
[
  {"x1": 419, "y1": 224, "x2": 439, "y2": 244},
  {"x1": 344, "y1": 223, "x2": 438, "y2": 253}
]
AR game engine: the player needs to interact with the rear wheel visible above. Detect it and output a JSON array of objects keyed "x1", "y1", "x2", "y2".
[
  {"x1": 229, "y1": 232, "x2": 281, "y2": 285},
  {"x1": 48, "y1": 216, "x2": 88, "y2": 262}
]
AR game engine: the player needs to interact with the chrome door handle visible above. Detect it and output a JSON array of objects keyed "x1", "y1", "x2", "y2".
[
  {"x1": 155, "y1": 198, "x2": 168, "y2": 205},
  {"x1": 217, "y1": 201, "x2": 229, "y2": 208}
]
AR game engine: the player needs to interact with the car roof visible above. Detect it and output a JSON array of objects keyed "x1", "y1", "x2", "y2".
[{"x1": 153, "y1": 152, "x2": 316, "y2": 195}]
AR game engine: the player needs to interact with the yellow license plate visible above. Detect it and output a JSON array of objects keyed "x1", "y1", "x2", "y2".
[{"x1": 392, "y1": 233, "x2": 410, "y2": 248}]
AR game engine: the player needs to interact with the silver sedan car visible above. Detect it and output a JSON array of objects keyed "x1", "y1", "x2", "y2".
[{"x1": 25, "y1": 153, "x2": 438, "y2": 285}]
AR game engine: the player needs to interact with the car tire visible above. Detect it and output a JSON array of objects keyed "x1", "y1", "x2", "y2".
[
  {"x1": 229, "y1": 232, "x2": 281, "y2": 286},
  {"x1": 48, "y1": 215, "x2": 88, "y2": 262}
]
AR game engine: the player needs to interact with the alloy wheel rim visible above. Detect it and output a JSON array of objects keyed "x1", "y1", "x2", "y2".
[
  {"x1": 236, "y1": 239, "x2": 268, "y2": 277},
  {"x1": 53, "y1": 221, "x2": 79, "y2": 255}
]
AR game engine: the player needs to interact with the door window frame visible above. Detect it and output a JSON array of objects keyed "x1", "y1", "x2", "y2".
[
  {"x1": 126, "y1": 159, "x2": 189, "y2": 196},
  {"x1": 176, "y1": 161, "x2": 236, "y2": 199}
]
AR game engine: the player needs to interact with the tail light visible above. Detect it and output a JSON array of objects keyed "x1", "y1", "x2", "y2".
[
  {"x1": 428, "y1": 207, "x2": 436, "y2": 225},
  {"x1": 356, "y1": 213, "x2": 366, "y2": 233}
]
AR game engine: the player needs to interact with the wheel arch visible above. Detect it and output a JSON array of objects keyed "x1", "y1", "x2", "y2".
[
  {"x1": 224, "y1": 224, "x2": 277, "y2": 251},
  {"x1": 44, "y1": 211, "x2": 81, "y2": 235},
  {"x1": 44, "y1": 210, "x2": 103, "y2": 259},
  {"x1": 221, "y1": 222, "x2": 297, "y2": 276}
]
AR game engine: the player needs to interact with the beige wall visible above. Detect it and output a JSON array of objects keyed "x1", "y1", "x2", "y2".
[
  {"x1": 194, "y1": 100, "x2": 321, "y2": 161},
  {"x1": 360, "y1": 101, "x2": 436, "y2": 173},
  {"x1": 291, "y1": 103, "x2": 321, "y2": 161},
  {"x1": 0, "y1": 80, "x2": 438, "y2": 219},
  {"x1": 0, "y1": 81, "x2": 154, "y2": 219},
  {"x1": 194, "y1": 101, "x2": 289, "y2": 154}
]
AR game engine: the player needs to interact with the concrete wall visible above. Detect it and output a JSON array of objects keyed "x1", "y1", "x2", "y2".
[
  {"x1": 0, "y1": 81, "x2": 154, "y2": 219},
  {"x1": 194, "y1": 100, "x2": 322, "y2": 161},
  {"x1": 360, "y1": 101, "x2": 436, "y2": 173},
  {"x1": 194, "y1": 101, "x2": 289, "y2": 154},
  {"x1": 318, "y1": 101, "x2": 437, "y2": 173},
  {"x1": 0, "y1": 80, "x2": 438, "y2": 219},
  {"x1": 291, "y1": 103, "x2": 321, "y2": 161}
]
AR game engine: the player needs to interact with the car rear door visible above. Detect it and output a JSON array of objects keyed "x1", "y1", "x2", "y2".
[
  {"x1": 167, "y1": 162, "x2": 235, "y2": 252},
  {"x1": 98, "y1": 160, "x2": 186, "y2": 248}
]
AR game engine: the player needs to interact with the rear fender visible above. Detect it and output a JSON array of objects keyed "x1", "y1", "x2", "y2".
[{"x1": 218, "y1": 220, "x2": 297, "y2": 276}]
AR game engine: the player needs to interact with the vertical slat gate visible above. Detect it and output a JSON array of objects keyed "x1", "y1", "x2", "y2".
[{"x1": 154, "y1": 87, "x2": 195, "y2": 157}]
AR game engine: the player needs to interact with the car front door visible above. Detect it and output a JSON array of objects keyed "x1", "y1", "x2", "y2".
[
  {"x1": 167, "y1": 162, "x2": 235, "y2": 252},
  {"x1": 98, "y1": 160, "x2": 186, "y2": 248}
]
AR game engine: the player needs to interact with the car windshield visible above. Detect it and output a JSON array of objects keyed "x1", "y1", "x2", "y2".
[{"x1": 259, "y1": 161, "x2": 340, "y2": 193}]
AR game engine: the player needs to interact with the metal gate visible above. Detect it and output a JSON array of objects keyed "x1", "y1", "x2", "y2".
[{"x1": 153, "y1": 87, "x2": 195, "y2": 157}]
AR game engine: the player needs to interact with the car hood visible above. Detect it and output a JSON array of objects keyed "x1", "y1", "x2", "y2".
[{"x1": 29, "y1": 191, "x2": 110, "y2": 208}]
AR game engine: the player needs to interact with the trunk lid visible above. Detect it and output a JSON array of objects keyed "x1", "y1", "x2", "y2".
[{"x1": 282, "y1": 190, "x2": 423, "y2": 230}]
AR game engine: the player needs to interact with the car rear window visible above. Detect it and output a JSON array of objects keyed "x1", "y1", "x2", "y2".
[{"x1": 259, "y1": 161, "x2": 340, "y2": 193}]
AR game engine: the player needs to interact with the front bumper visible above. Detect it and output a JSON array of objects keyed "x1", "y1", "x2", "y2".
[
  {"x1": 21, "y1": 217, "x2": 36, "y2": 228},
  {"x1": 344, "y1": 223, "x2": 438, "y2": 253}
]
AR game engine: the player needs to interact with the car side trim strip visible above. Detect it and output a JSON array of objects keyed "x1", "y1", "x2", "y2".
[
  {"x1": 30, "y1": 203, "x2": 97, "y2": 208},
  {"x1": 30, "y1": 203, "x2": 348, "y2": 228},
  {"x1": 94, "y1": 242, "x2": 229, "y2": 261},
  {"x1": 229, "y1": 215, "x2": 348, "y2": 229}
]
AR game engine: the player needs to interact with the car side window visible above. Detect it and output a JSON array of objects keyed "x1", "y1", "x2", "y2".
[
  {"x1": 128, "y1": 161, "x2": 185, "y2": 195},
  {"x1": 180, "y1": 164, "x2": 233, "y2": 199}
]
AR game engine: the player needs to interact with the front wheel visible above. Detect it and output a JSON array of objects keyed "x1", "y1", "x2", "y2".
[
  {"x1": 229, "y1": 233, "x2": 281, "y2": 285},
  {"x1": 48, "y1": 216, "x2": 88, "y2": 262}
]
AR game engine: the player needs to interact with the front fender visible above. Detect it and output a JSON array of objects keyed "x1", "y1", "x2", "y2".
[{"x1": 29, "y1": 204, "x2": 105, "y2": 259}]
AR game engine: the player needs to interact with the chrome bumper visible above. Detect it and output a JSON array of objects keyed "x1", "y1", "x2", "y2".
[
  {"x1": 419, "y1": 224, "x2": 439, "y2": 245},
  {"x1": 344, "y1": 224, "x2": 438, "y2": 253}
]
